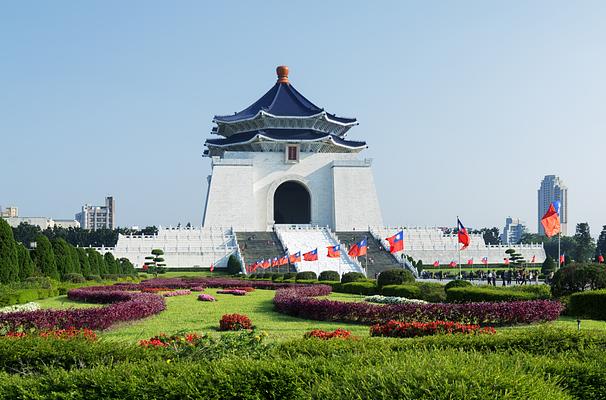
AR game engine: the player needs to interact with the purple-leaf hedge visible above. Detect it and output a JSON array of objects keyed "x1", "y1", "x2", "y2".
[
  {"x1": 0, "y1": 288, "x2": 165, "y2": 332},
  {"x1": 273, "y1": 286, "x2": 563, "y2": 326}
]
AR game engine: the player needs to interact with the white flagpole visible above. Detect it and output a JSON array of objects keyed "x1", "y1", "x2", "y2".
[{"x1": 457, "y1": 216, "x2": 462, "y2": 279}]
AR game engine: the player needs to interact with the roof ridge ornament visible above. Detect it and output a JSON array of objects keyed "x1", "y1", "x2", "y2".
[{"x1": 276, "y1": 65, "x2": 289, "y2": 83}]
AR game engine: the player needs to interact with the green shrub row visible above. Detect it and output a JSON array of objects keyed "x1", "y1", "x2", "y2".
[
  {"x1": 568, "y1": 289, "x2": 606, "y2": 320},
  {"x1": 445, "y1": 285, "x2": 551, "y2": 303},
  {"x1": 0, "y1": 288, "x2": 59, "y2": 307}
]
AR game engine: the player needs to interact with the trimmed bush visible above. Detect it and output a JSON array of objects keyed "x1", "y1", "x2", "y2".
[
  {"x1": 219, "y1": 314, "x2": 252, "y2": 331},
  {"x1": 318, "y1": 271, "x2": 340, "y2": 281},
  {"x1": 339, "y1": 281, "x2": 378, "y2": 295},
  {"x1": 63, "y1": 273, "x2": 85, "y2": 283},
  {"x1": 568, "y1": 289, "x2": 606, "y2": 320},
  {"x1": 377, "y1": 269, "x2": 415, "y2": 288},
  {"x1": 446, "y1": 287, "x2": 536, "y2": 303},
  {"x1": 381, "y1": 284, "x2": 421, "y2": 299},
  {"x1": 295, "y1": 271, "x2": 317, "y2": 281},
  {"x1": 271, "y1": 273, "x2": 284, "y2": 281},
  {"x1": 551, "y1": 263, "x2": 606, "y2": 297},
  {"x1": 370, "y1": 320, "x2": 496, "y2": 338},
  {"x1": 416, "y1": 282, "x2": 447, "y2": 303},
  {"x1": 340, "y1": 272, "x2": 366, "y2": 284},
  {"x1": 283, "y1": 272, "x2": 297, "y2": 280},
  {"x1": 444, "y1": 280, "x2": 471, "y2": 291}
]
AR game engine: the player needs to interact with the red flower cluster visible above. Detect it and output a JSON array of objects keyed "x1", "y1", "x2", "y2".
[
  {"x1": 139, "y1": 332, "x2": 203, "y2": 348},
  {"x1": 140, "y1": 287, "x2": 172, "y2": 293},
  {"x1": 219, "y1": 313, "x2": 253, "y2": 331},
  {"x1": 304, "y1": 328, "x2": 352, "y2": 340},
  {"x1": 370, "y1": 320, "x2": 496, "y2": 338},
  {"x1": 216, "y1": 289, "x2": 247, "y2": 296},
  {"x1": 5, "y1": 327, "x2": 97, "y2": 341}
]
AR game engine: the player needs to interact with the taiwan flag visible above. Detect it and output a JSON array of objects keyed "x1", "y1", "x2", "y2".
[
  {"x1": 348, "y1": 243, "x2": 359, "y2": 257},
  {"x1": 272, "y1": 257, "x2": 279, "y2": 267},
  {"x1": 327, "y1": 245, "x2": 341, "y2": 258},
  {"x1": 599, "y1": 255, "x2": 605, "y2": 263},
  {"x1": 433, "y1": 260, "x2": 440, "y2": 267},
  {"x1": 531, "y1": 255, "x2": 536, "y2": 263},
  {"x1": 457, "y1": 218, "x2": 471, "y2": 250},
  {"x1": 279, "y1": 255, "x2": 289, "y2": 266},
  {"x1": 541, "y1": 201, "x2": 561, "y2": 238},
  {"x1": 467, "y1": 258, "x2": 473, "y2": 265},
  {"x1": 560, "y1": 253, "x2": 565, "y2": 265},
  {"x1": 210, "y1": 263, "x2": 214, "y2": 272},
  {"x1": 449, "y1": 261, "x2": 457, "y2": 268},
  {"x1": 504, "y1": 258, "x2": 510, "y2": 265},
  {"x1": 357, "y1": 238, "x2": 368, "y2": 257},
  {"x1": 262, "y1": 259, "x2": 271, "y2": 269},
  {"x1": 303, "y1": 249, "x2": 318, "y2": 261},
  {"x1": 386, "y1": 231, "x2": 404, "y2": 253},
  {"x1": 481, "y1": 257, "x2": 488, "y2": 265},
  {"x1": 289, "y1": 252, "x2": 301, "y2": 263}
]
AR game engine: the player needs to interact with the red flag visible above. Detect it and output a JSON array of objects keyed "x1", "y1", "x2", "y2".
[
  {"x1": 278, "y1": 256, "x2": 289, "y2": 266},
  {"x1": 531, "y1": 255, "x2": 536, "y2": 263},
  {"x1": 449, "y1": 261, "x2": 457, "y2": 268},
  {"x1": 357, "y1": 238, "x2": 368, "y2": 257},
  {"x1": 467, "y1": 258, "x2": 473, "y2": 265},
  {"x1": 210, "y1": 263, "x2": 214, "y2": 272},
  {"x1": 481, "y1": 257, "x2": 488, "y2": 265},
  {"x1": 560, "y1": 253, "x2": 565, "y2": 265},
  {"x1": 272, "y1": 257, "x2": 279, "y2": 267},
  {"x1": 303, "y1": 249, "x2": 318, "y2": 261},
  {"x1": 327, "y1": 245, "x2": 340, "y2": 258},
  {"x1": 504, "y1": 258, "x2": 510, "y2": 265},
  {"x1": 386, "y1": 231, "x2": 404, "y2": 253},
  {"x1": 142, "y1": 264, "x2": 149, "y2": 271},
  {"x1": 433, "y1": 260, "x2": 439, "y2": 267},
  {"x1": 289, "y1": 252, "x2": 301, "y2": 263},
  {"x1": 457, "y1": 218, "x2": 471, "y2": 250},
  {"x1": 541, "y1": 202, "x2": 561, "y2": 238},
  {"x1": 262, "y1": 259, "x2": 270, "y2": 269},
  {"x1": 599, "y1": 255, "x2": 605, "y2": 263},
  {"x1": 348, "y1": 244, "x2": 359, "y2": 258}
]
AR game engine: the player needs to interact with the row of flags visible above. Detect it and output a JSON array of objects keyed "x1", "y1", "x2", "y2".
[
  {"x1": 384, "y1": 218, "x2": 472, "y2": 255},
  {"x1": 246, "y1": 239, "x2": 370, "y2": 273},
  {"x1": 433, "y1": 254, "x2": 539, "y2": 267}
]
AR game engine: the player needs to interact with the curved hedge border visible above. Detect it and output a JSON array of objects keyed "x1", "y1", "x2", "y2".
[
  {"x1": 0, "y1": 287, "x2": 165, "y2": 331},
  {"x1": 273, "y1": 285, "x2": 563, "y2": 326}
]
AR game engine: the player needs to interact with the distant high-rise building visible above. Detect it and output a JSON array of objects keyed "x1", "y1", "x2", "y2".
[
  {"x1": 538, "y1": 175, "x2": 567, "y2": 235},
  {"x1": 0, "y1": 206, "x2": 18, "y2": 218},
  {"x1": 76, "y1": 196, "x2": 115, "y2": 230},
  {"x1": 501, "y1": 217, "x2": 527, "y2": 244}
]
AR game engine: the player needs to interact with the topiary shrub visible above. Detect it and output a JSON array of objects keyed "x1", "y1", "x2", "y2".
[
  {"x1": 271, "y1": 273, "x2": 285, "y2": 282},
  {"x1": 227, "y1": 255, "x2": 242, "y2": 275},
  {"x1": 85, "y1": 275, "x2": 102, "y2": 282},
  {"x1": 283, "y1": 272, "x2": 297, "y2": 280},
  {"x1": 568, "y1": 289, "x2": 606, "y2": 320},
  {"x1": 444, "y1": 280, "x2": 472, "y2": 291},
  {"x1": 339, "y1": 281, "x2": 378, "y2": 295},
  {"x1": 377, "y1": 269, "x2": 415, "y2": 288},
  {"x1": 550, "y1": 263, "x2": 606, "y2": 297},
  {"x1": 541, "y1": 256, "x2": 556, "y2": 275},
  {"x1": 416, "y1": 282, "x2": 447, "y2": 303},
  {"x1": 296, "y1": 271, "x2": 317, "y2": 281},
  {"x1": 63, "y1": 273, "x2": 85, "y2": 283},
  {"x1": 381, "y1": 284, "x2": 421, "y2": 299},
  {"x1": 340, "y1": 272, "x2": 366, "y2": 284},
  {"x1": 446, "y1": 287, "x2": 536, "y2": 303},
  {"x1": 218, "y1": 314, "x2": 252, "y2": 331},
  {"x1": 319, "y1": 271, "x2": 340, "y2": 281}
]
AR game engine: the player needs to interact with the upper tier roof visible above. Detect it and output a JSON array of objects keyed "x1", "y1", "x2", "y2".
[{"x1": 212, "y1": 66, "x2": 357, "y2": 136}]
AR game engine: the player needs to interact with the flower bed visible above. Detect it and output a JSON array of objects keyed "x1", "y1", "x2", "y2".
[
  {"x1": 216, "y1": 289, "x2": 247, "y2": 296},
  {"x1": 304, "y1": 328, "x2": 351, "y2": 340},
  {"x1": 273, "y1": 285, "x2": 563, "y2": 326},
  {"x1": 140, "y1": 287, "x2": 172, "y2": 293},
  {"x1": 219, "y1": 314, "x2": 252, "y2": 331},
  {"x1": 139, "y1": 332, "x2": 202, "y2": 348},
  {"x1": 198, "y1": 294, "x2": 216, "y2": 302},
  {"x1": 225, "y1": 286, "x2": 256, "y2": 292},
  {"x1": 0, "y1": 287, "x2": 165, "y2": 332},
  {"x1": 191, "y1": 286, "x2": 205, "y2": 292},
  {"x1": 364, "y1": 295, "x2": 429, "y2": 305},
  {"x1": 370, "y1": 320, "x2": 496, "y2": 338},
  {"x1": 0, "y1": 302, "x2": 41, "y2": 314},
  {"x1": 163, "y1": 290, "x2": 191, "y2": 297}
]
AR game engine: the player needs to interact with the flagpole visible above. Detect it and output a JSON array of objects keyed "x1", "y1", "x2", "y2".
[
  {"x1": 457, "y1": 216, "x2": 461, "y2": 279},
  {"x1": 558, "y1": 232, "x2": 561, "y2": 270}
]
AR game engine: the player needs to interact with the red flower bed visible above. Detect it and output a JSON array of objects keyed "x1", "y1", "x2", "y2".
[
  {"x1": 225, "y1": 286, "x2": 256, "y2": 292},
  {"x1": 304, "y1": 328, "x2": 352, "y2": 340},
  {"x1": 217, "y1": 289, "x2": 247, "y2": 296},
  {"x1": 141, "y1": 287, "x2": 172, "y2": 293},
  {"x1": 370, "y1": 320, "x2": 496, "y2": 338},
  {"x1": 219, "y1": 313, "x2": 252, "y2": 331},
  {"x1": 139, "y1": 332, "x2": 202, "y2": 348}
]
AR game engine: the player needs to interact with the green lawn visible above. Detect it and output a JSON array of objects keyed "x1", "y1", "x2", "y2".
[{"x1": 35, "y1": 289, "x2": 605, "y2": 342}]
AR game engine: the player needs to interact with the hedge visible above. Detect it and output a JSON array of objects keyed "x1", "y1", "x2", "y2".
[
  {"x1": 339, "y1": 281, "x2": 378, "y2": 295},
  {"x1": 340, "y1": 272, "x2": 366, "y2": 284},
  {"x1": 296, "y1": 271, "x2": 317, "y2": 281},
  {"x1": 446, "y1": 287, "x2": 539, "y2": 303},
  {"x1": 381, "y1": 284, "x2": 421, "y2": 299},
  {"x1": 318, "y1": 271, "x2": 340, "y2": 281},
  {"x1": 377, "y1": 269, "x2": 415, "y2": 288},
  {"x1": 0, "y1": 288, "x2": 59, "y2": 307},
  {"x1": 568, "y1": 289, "x2": 606, "y2": 320}
]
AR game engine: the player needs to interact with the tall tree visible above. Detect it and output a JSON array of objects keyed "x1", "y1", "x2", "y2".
[
  {"x1": 86, "y1": 248, "x2": 100, "y2": 276},
  {"x1": 572, "y1": 223, "x2": 596, "y2": 263},
  {"x1": 33, "y1": 235, "x2": 59, "y2": 280},
  {"x1": 11, "y1": 222, "x2": 42, "y2": 247},
  {"x1": 76, "y1": 247, "x2": 91, "y2": 276},
  {"x1": 0, "y1": 218, "x2": 19, "y2": 283},
  {"x1": 595, "y1": 225, "x2": 606, "y2": 260},
  {"x1": 52, "y1": 238, "x2": 78, "y2": 278},
  {"x1": 104, "y1": 252, "x2": 118, "y2": 274},
  {"x1": 16, "y1": 243, "x2": 35, "y2": 281}
]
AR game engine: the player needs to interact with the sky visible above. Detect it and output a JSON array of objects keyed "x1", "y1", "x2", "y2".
[{"x1": 1, "y1": 1, "x2": 605, "y2": 236}]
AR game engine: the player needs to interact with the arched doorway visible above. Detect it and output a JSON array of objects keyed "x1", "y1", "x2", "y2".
[{"x1": 273, "y1": 181, "x2": 311, "y2": 224}]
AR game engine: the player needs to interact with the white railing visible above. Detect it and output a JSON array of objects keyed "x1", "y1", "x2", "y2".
[{"x1": 231, "y1": 227, "x2": 247, "y2": 275}]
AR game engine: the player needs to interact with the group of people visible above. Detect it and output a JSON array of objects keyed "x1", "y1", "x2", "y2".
[{"x1": 422, "y1": 268, "x2": 543, "y2": 286}]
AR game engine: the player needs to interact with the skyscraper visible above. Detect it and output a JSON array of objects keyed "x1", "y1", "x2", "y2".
[
  {"x1": 501, "y1": 217, "x2": 527, "y2": 244},
  {"x1": 76, "y1": 196, "x2": 115, "y2": 230},
  {"x1": 538, "y1": 175, "x2": 567, "y2": 236}
]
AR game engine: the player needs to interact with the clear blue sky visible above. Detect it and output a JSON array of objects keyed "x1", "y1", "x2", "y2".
[{"x1": 1, "y1": 1, "x2": 604, "y2": 236}]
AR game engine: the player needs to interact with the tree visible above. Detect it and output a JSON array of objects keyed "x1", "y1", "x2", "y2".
[
  {"x1": 16, "y1": 243, "x2": 35, "y2": 281},
  {"x1": 227, "y1": 254, "x2": 242, "y2": 275},
  {"x1": 52, "y1": 238, "x2": 78, "y2": 278},
  {"x1": 572, "y1": 223, "x2": 596, "y2": 263},
  {"x1": 0, "y1": 218, "x2": 19, "y2": 283},
  {"x1": 118, "y1": 258, "x2": 135, "y2": 275},
  {"x1": 550, "y1": 263, "x2": 606, "y2": 296},
  {"x1": 33, "y1": 235, "x2": 59, "y2": 280},
  {"x1": 104, "y1": 252, "x2": 118, "y2": 275},
  {"x1": 505, "y1": 248, "x2": 525, "y2": 267},
  {"x1": 76, "y1": 247, "x2": 91, "y2": 276},
  {"x1": 11, "y1": 222, "x2": 41, "y2": 247},
  {"x1": 541, "y1": 256, "x2": 556, "y2": 275},
  {"x1": 596, "y1": 225, "x2": 606, "y2": 260},
  {"x1": 144, "y1": 249, "x2": 166, "y2": 277},
  {"x1": 86, "y1": 248, "x2": 100, "y2": 276},
  {"x1": 480, "y1": 228, "x2": 501, "y2": 245}
]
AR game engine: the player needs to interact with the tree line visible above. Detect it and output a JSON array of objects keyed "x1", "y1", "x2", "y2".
[{"x1": 0, "y1": 219, "x2": 135, "y2": 284}]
